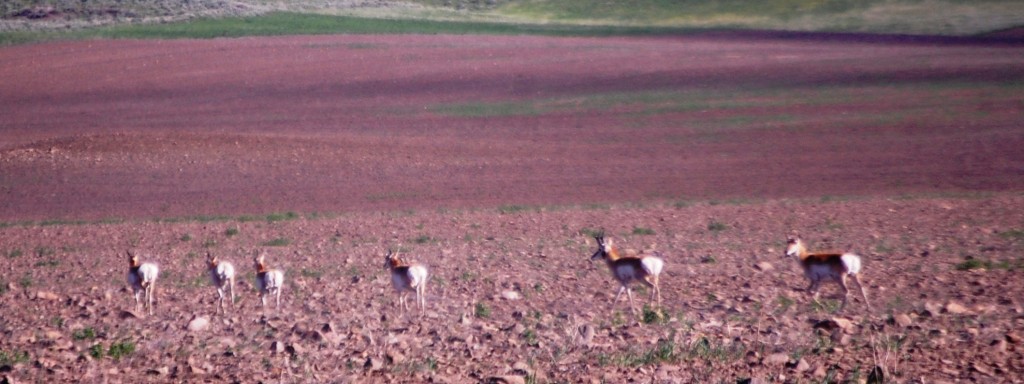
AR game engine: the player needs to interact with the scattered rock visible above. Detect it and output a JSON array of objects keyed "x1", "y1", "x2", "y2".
[
  {"x1": 485, "y1": 376, "x2": 526, "y2": 384},
  {"x1": 145, "y1": 366, "x2": 170, "y2": 376},
  {"x1": 764, "y1": 353, "x2": 790, "y2": 366},
  {"x1": 1006, "y1": 331, "x2": 1021, "y2": 344},
  {"x1": 945, "y1": 302, "x2": 968, "y2": 315},
  {"x1": 186, "y1": 316, "x2": 210, "y2": 332},
  {"x1": 754, "y1": 262, "x2": 774, "y2": 272},
  {"x1": 501, "y1": 290, "x2": 521, "y2": 300},
  {"x1": 35, "y1": 291, "x2": 60, "y2": 301},
  {"x1": 270, "y1": 341, "x2": 286, "y2": 355},
  {"x1": 793, "y1": 358, "x2": 810, "y2": 372},
  {"x1": 894, "y1": 313, "x2": 913, "y2": 328},
  {"x1": 363, "y1": 357, "x2": 383, "y2": 372}
]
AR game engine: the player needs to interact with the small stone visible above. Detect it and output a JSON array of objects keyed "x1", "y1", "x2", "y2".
[
  {"x1": 754, "y1": 262, "x2": 774, "y2": 272},
  {"x1": 793, "y1": 358, "x2": 810, "y2": 372},
  {"x1": 186, "y1": 316, "x2": 210, "y2": 332},
  {"x1": 364, "y1": 357, "x2": 383, "y2": 372},
  {"x1": 764, "y1": 353, "x2": 789, "y2": 366},
  {"x1": 1006, "y1": 331, "x2": 1021, "y2": 344},
  {"x1": 387, "y1": 351, "x2": 406, "y2": 364},
  {"x1": 145, "y1": 366, "x2": 170, "y2": 376},
  {"x1": 270, "y1": 341, "x2": 285, "y2": 354},
  {"x1": 945, "y1": 302, "x2": 968, "y2": 314},
  {"x1": 501, "y1": 290, "x2": 521, "y2": 301},
  {"x1": 991, "y1": 339, "x2": 1007, "y2": 354},
  {"x1": 894, "y1": 314, "x2": 913, "y2": 328},
  {"x1": 485, "y1": 376, "x2": 526, "y2": 384},
  {"x1": 35, "y1": 291, "x2": 60, "y2": 301}
]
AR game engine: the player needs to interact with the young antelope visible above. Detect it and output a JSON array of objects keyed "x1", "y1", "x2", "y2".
[
  {"x1": 590, "y1": 235, "x2": 663, "y2": 316},
  {"x1": 785, "y1": 235, "x2": 870, "y2": 311},
  {"x1": 207, "y1": 252, "x2": 236, "y2": 314},
  {"x1": 253, "y1": 253, "x2": 284, "y2": 309},
  {"x1": 126, "y1": 250, "x2": 159, "y2": 315},
  {"x1": 384, "y1": 249, "x2": 429, "y2": 313}
]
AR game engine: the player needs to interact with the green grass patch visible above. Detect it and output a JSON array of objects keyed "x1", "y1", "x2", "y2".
[
  {"x1": 999, "y1": 229, "x2": 1024, "y2": 241},
  {"x1": 474, "y1": 302, "x2": 491, "y2": 318},
  {"x1": 107, "y1": 340, "x2": 136, "y2": 361},
  {"x1": 0, "y1": 349, "x2": 30, "y2": 366},
  {"x1": 261, "y1": 237, "x2": 291, "y2": 247},
  {"x1": 707, "y1": 220, "x2": 728, "y2": 232},
  {"x1": 0, "y1": 12, "x2": 710, "y2": 46},
  {"x1": 300, "y1": 268, "x2": 323, "y2": 279},
  {"x1": 632, "y1": 226, "x2": 656, "y2": 236},
  {"x1": 89, "y1": 344, "x2": 105, "y2": 360},
  {"x1": 225, "y1": 227, "x2": 239, "y2": 237},
  {"x1": 498, "y1": 205, "x2": 537, "y2": 214},
  {"x1": 33, "y1": 259, "x2": 60, "y2": 268},
  {"x1": 73, "y1": 328, "x2": 97, "y2": 341},
  {"x1": 955, "y1": 257, "x2": 1022, "y2": 271}
]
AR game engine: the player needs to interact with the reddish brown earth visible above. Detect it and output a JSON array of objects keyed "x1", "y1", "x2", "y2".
[
  {"x1": 0, "y1": 33, "x2": 1023, "y2": 383},
  {"x1": 1, "y1": 33, "x2": 1023, "y2": 221}
]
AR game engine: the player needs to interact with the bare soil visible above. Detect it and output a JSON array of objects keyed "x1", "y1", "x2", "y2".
[{"x1": 0, "y1": 33, "x2": 1023, "y2": 383}]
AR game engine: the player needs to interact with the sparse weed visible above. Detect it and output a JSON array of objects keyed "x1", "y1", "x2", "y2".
[
  {"x1": 180, "y1": 233, "x2": 192, "y2": 242},
  {"x1": 301, "y1": 268, "x2": 323, "y2": 279},
  {"x1": 18, "y1": 275, "x2": 32, "y2": 288},
  {"x1": 202, "y1": 238, "x2": 217, "y2": 248},
  {"x1": 108, "y1": 340, "x2": 136, "y2": 361},
  {"x1": 261, "y1": 237, "x2": 290, "y2": 247},
  {"x1": 498, "y1": 205, "x2": 532, "y2": 214},
  {"x1": 34, "y1": 246, "x2": 55, "y2": 257},
  {"x1": 522, "y1": 328, "x2": 539, "y2": 346},
  {"x1": 579, "y1": 227, "x2": 603, "y2": 238},
  {"x1": 632, "y1": 226, "x2": 655, "y2": 235},
  {"x1": 264, "y1": 212, "x2": 300, "y2": 222},
  {"x1": 73, "y1": 327, "x2": 97, "y2": 341},
  {"x1": 474, "y1": 302, "x2": 491, "y2": 318},
  {"x1": 5, "y1": 248, "x2": 22, "y2": 258},
  {"x1": 811, "y1": 299, "x2": 842, "y2": 314},
  {"x1": 0, "y1": 350, "x2": 29, "y2": 365},
  {"x1": 642, "y1": 305, "x2": 665, "y2": 324},
  {"x1": 775, "y1": 295, "x2": 795, "y2": 314},
  {"x1": 34, "y1": 259, "x2": 59, "y2": 267},
  {"x1": 707, "y1": 220, "x2": 728, "y2": 232},
  {"x1": 413, "y1": 234, "x2": 433, "y2": 244},
  {"x1": 225, "y1": 227, "x2": 239, "y2": 237},
  {"x1": 998, "y1": 229, "x2": 1024, "y2": 241},
  {"x1": 89, "y1": 344, "x2": 105, "y2": 359}
]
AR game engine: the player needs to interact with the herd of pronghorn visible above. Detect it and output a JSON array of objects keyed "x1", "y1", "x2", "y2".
[{"x1": 125, "y1": 234, "x2": 870, "y2": 319}]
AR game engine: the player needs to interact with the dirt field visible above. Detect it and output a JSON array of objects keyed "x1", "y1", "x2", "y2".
[{"x1": 1, "y1": 33, "x2": 1023, "y2": 382}]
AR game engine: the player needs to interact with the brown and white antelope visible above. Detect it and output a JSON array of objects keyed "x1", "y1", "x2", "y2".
[
  {"x1": 253, "y1": 252, "x2": 284, "y2": 309},
  {"x1": 590, "y1": 235, "x2": 663, "y2": 316},
  {"x1": 126, "y1": 250, "x2": 159, "y2": 315},
  {"x1": 784, "y1": 235, "x2": 870, "y2": 311},
  {"x1": 207, "y1": 252, "x2": 236, "y2": 314},
  {"x1": 384, "y1": 249, "x2": 429, "y2": 314}
]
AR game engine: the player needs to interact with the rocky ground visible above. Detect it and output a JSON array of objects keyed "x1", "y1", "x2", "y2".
[
  {"x1": 1, "y1": 31, "x2": 1023, "y2": 383},
  {"x1": 1, "y1": 193, "x2": 1022, "y2": 383}
]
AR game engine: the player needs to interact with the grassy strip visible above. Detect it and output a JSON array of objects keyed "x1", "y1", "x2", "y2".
[
  {"x1": 0, "y1": 12, "x2": 706, "y2": 45},
  {"x1": 429, "y1": 80, "x2": 1024, "y2": 118}
]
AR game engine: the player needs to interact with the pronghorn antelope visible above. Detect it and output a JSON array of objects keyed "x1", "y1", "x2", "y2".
[
  {"x1": 207, "y1": 252, "x2": 236, "y2": 314},
  {"x1": 785, "y1": 235, "x2": 870, "y2": 311},
  {"x1": 590, "y1": 235, "x2": 663, "y2": 316},
  {"x1": 126, "y1": 250, "x2": 159, "y2": 315},
  {"x1": 384, "y1": 249, "x2": 429, "y2": 313},
  {"x1": 253, "y1": 252, "x2": 284, "y2": 309}
]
